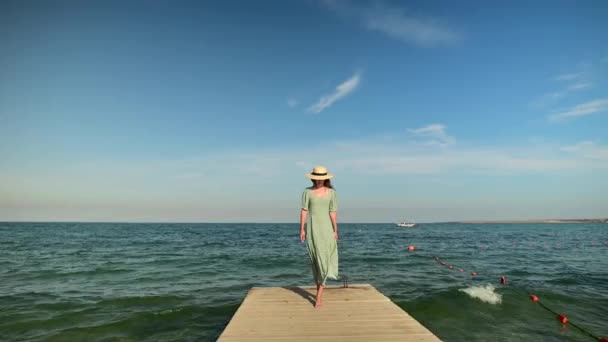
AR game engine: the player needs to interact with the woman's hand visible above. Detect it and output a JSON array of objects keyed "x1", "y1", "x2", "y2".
[
  {"x1": 334, "y1": 231, "x2": 339, "y2": 240},
  {"x1": 300, "y1": 230, "x2": 306, "y2": 242}
]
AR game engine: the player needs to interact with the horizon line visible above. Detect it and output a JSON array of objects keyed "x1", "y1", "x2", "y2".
[{"x1": 1, "y1": 218, "x2": 607, "y2": 225}]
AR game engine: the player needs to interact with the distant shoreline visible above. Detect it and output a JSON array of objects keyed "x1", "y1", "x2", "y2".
[{"x1": 456, "y1": 218, "x2": 608, "y2": 224}]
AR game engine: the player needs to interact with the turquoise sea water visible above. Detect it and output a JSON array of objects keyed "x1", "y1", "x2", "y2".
[{"x1": 1, "y1": 222, "x2": 607, "y2": 341}]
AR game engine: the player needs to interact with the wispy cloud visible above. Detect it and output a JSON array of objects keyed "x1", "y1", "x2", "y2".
[
  {"x1": 567, "y1": 82, "x2": 593, "y2": 91},
  {"x1": 5, "y1": 131, "x2": 608, "y2": 222},
  {"x1": 549, "y1": 98, "x2": 608, "y2": 122},
  {"x1": 331, "y1": 140, "x2": 608, "y2": 175},
  {"x1": 322, "y1": 1, "x2": 461, "y2": 47},
  {"x1": 562, "y1": 141, "x2": 608, "y2": 161},
  {"x1": 535, "y1": 64, "x2": 595, "y2": 109},
  {"x1": 554, "y1": 72, "x2": 583, "y2": 81},
  {"x1": 407, "y1": 124, "x2": 455, "y2": 146},
  {"x1": 542, "y1": 82, "x2": 593, "y2": 101},
  {"x1": 308, "y1": 72, "x2": 361, "y2": 113},
  {"x1": 365, "y1": 9, "x2": 460, "y2": 46},
  {"x1": 287, "y1": 97, "x2": 299, "y2": 108}
]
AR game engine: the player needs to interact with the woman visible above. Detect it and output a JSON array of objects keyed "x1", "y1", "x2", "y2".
[{"x1": 300, "y1": 165, "x2": 339, "y2": 308}]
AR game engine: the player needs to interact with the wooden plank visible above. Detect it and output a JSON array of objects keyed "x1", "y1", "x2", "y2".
[{"x1": 217, "y1": 284, "x2": 441, "y2": 341}]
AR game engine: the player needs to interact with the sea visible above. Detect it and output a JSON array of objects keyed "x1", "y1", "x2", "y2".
[{"x1": 1, "y1": 222, "x2": 607, "y2": 341}]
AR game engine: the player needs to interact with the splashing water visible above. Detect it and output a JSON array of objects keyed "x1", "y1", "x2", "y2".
[{"x1": 459, "y1": 284, "x2": 502, "y2": 304}]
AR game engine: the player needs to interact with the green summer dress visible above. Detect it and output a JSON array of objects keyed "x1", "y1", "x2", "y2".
[{"x1": 301, "y1": 188, "x2": 339, "y2": 285}]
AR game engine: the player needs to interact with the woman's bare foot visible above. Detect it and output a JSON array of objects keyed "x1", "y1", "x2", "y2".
[{"x1": 315, "y1": 284, "x2": 325, "y2": 308}]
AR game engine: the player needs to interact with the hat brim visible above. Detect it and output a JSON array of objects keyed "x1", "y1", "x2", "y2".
[{"x1": 306, "y1": 173, "x2": 334, "y2": 180}]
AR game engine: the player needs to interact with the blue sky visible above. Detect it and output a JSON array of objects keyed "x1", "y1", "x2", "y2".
[{"x1": 1, "y1": 0, "x2": 607, "y2": 222}]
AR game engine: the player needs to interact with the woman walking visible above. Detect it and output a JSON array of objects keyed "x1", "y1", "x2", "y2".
[{"x1": 300, "y1": 166, "x2": 339, "y2": 308}]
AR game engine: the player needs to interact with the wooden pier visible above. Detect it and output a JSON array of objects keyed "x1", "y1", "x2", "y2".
[{"x1": 217, "y1": 284, "x2": 441, "y2": 341}]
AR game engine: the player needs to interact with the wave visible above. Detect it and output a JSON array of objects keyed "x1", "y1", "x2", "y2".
[
  {"x1": 459, "y1": 284, "x2": 502, "y2": 304},
  {"x1": 38, "y1": 303, "x2": 239, "y2": 341},
  {"x1": 24, "y1": 268, "x2": 131, "y2": 280},
  {"x1": 97, "y1": 294, "x2": 191, "y2": 308}
]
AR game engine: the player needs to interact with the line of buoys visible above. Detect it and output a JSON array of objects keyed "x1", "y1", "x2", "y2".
[
  {"x1": 424, "y1": 251, "x2": 605, "y2": 341},
  {"x1": 528, "y1": 294, "x2": 607, "y2": 341},
  {"x1": 467, "y1": 241, "x2": 607, "y2": 248},
  {"x1": 433, "y1": 257, "x2": 512, "y2": 286},
  {"x1": 446, "y1": 241, "x2": 608, "y2": 250},
  {"x1": 432, "y1": 254, "x2": 479, "y2": 278}
]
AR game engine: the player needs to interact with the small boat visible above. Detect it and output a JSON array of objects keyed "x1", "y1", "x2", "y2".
[{"x1": 397, "y1": 220, "x2": 416, "y2": 227}]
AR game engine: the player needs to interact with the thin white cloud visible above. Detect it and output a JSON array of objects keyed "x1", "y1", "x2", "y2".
[
  {"x1": 365, "y1": 8, "x2": 461, "y2": 46},
  {"x1": 554, "y1": 72, "x2": 583, "y2": 81},
  {"x1": 541, "y1": 82, "x2": 593, "y2": 101},
  {"x1": 287, "y1": 97, "x2": 299, "y2": 108},
  {"x1": 9, "y1": 138, "x2": 606, "y2": 196},
  {"x1": 331, "y1": 141, "x2": 608, "y2": 175},
  {"x1": 549, "y1": 98, "x2": 608, "y2": 122},
  {"x1": 534, "y1": 65, "x2": 594, "y2": 108},
  {"x1": 407, "y1": 124, "x2": 455, "y2": 146},
  {"x1": 562, "y1": 141, "x2": 608, "y2": 161},
  {"x1": 5, "y1": 132, "x2": 608, "y2": 222},
  {"x1": 308, "y1": 72, "x2": 361, "y2": 113},
  {"x1": 322, "y1": 1, "x2": 461, "y2": 47},
  {"x1": 567, "y1": 82, "x2": 592, "y2": 91}
]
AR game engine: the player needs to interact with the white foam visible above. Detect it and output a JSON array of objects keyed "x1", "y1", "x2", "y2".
[{"x1": 459, "y1": 284, "x2": 502, "y2": 304}]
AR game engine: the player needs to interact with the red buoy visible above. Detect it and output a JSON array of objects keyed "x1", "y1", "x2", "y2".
[
  {"x1": 557, "y1": 314, "x2": 568, "y2": 324},
  {"x1": 441, "y1": 261, "x2": 446, "y2": 265},
  {"x1": 449, "y1": 265, "x2": 454, "y2": 270},
  {"x1": 529, "y1": 295, "x2": 539, "y2": 303},
  {"x1": 459, "y1": 268, "x2": 464, "y2": 272},
  {"x1": 471, "y1": 272, "x2": 477, "y2": 276},
  {"x1": 434, "y1": 257, "x2": 439, "y2": 261}
]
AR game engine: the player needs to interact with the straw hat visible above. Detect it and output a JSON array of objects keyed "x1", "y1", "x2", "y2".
[{"x1": 306, "y1": 166, "x2": 334, "y2": 180}]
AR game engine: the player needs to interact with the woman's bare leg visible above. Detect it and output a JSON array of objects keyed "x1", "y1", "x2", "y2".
[{"x1": 315, "y1": 284, "x2": 324, "y2": 308}]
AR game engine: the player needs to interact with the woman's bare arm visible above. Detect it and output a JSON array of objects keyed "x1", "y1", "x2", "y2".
[
  {"x1": 300, "y1": 209, "x2": 307, "y2": 241},
  {"x1": 329, "y1": 211, "x2": 338, "y2": 239}
]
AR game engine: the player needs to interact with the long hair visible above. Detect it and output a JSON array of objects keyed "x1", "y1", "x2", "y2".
[{"x1": 310, "y1": 179, "x2": 334, "y2": 189}]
